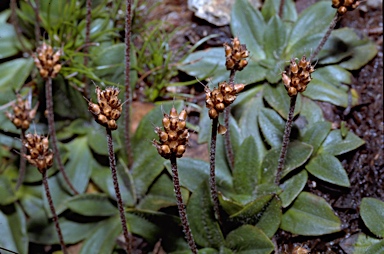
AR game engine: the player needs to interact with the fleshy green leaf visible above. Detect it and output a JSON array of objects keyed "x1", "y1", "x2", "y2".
[
  {"x1": 230, "y1": 194, "x2": 273, "y2": 224},
  {"x1": 285, "y1": 1, "x2": 335, "y2": 56},
  {"x1": 319, "y1": 129, "x2": 365, "y2": 156},
  {"x1": 281, "y1": 192, "x2": 341, "y2": 235},
  {"x1": 179, "y1": 48, "x2": 267, "y2": 85},
  {"x1": 341, "y1": 233, "x2": 382, "y2": 254},
  {"x1": 258, "y1": 108, "x2": 285, "y2": 148},
  {"x1": 225, "y1": 225, "x2": 274, "y2": 254},
  {"x1": 365, "y1": 240, "x2": 384, "y2": 254},
  {"x1": 238, "y1": 94, "x2": 266, "y2": 168},
  {"x1": 263, "y1": 84, "x2": 302, "y2": 119},
  {"x1": 360, "y1": 198, "x2": 384, "y2": 238},
  {"x1": 218, "y1": 192, "x2": 244, "y2": 215},
  {"x1": 260, "y1": 141, "x2": 313, "y2": 184},
  {"x1": 79, "y1": 216, "x2": 121, "y2": 254},
  {"x1": 59, "y1": 136, "x2": 93, "y2": 193},
  {"x1": 263, "y1": 16, "x2": 287, "y2": 59},
  {"x1": 298, "y1": 97, "x2": 325, "y2": 131},
  {"x1": 311, "y1": 65, "x2": 352, "y2": 86},
  {"x1": 279, "y1": 170, "x2": 308, "y2": 208},
  {"x1": 231, "y1": 0, "x2": 266, "y2": 60},
  {"x1": 198, "y1": 107, "x2": 211, "y2": 143},
  {"x1": 187, "y1": 181, "x2": 225, "y2": 248},
  {"x1": 301, "y1": 121, "x2": 332, "y2": 154},
  {"x1": 261, "y1": 0, "x2": 297, "y2": 23},
  {"x1": 0, "y1": 58, "x2": 34, "y2": 92},
  {"x1": 0, "y1": 175, "x2": 17, "y2": 205},
  {"x1": 306, "y1": 153, "x2": 350, "y2": 187},
  {"x1": 233, "y1": 137, "x2": 261, "y2": 195},
  {"x1": 126, "y1": 213, "x2": 162, "y2": 245},
  {"x1": 256, "y1": 196, "x2": 282, "y2": 238},
  {"x1": 66, "y1": 193, "x2": 118, "y2": 216},
  {"x1": 0, "y1": 204, "x2": 28, "y2": 254},
  {"x1": 302, "y1": 78, "x2": 349, "y2": 107},
  {"x1": 164, "y1": 157, "x2": 232, "y2": 193}
]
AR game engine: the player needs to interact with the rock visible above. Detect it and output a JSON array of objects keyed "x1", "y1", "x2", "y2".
[{"x1": 188, "y1": 0, "x2": 262, "y2": 26}]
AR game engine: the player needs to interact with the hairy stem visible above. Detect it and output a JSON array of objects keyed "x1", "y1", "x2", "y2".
[
  {"x1": 276, "y1": 95, "x2": 297, "y2": 185},
  {"x1": 124, "y1": 0, "x2": 133, "y2": 167},
  {"x1": 106, "y1": 128, "x2": 132, "y2": 254},
  {"x1": 224, "y1": 70, "x2": 236, "y2": 170},
  {"x1": 32, "y1": 0, "x2": 40, "y2": 45},
  {"x1": 45, "y1": 78, "x2": 79, "y2": 195},
  {"x1": 170, "y1": 155, "x2": 197, "y2": 254},
  {"x1": 42, "y1": 170, "x2": 68, "y2": 254},
  {"x1": 210, "y1": 117, "x2": 221, "y2": 222},
  {"x1": 82, "y1": 0, "x2": 92, "y2": 98},
  {"x1": 310, "y1": 12, "x2": 340, "y2": 62},
  {"x1": 15, "y1": 130, "x2": 27, "y2": 190},
  {"x1": 278, "y1": 0, "x2": 285, "y2": 18}
]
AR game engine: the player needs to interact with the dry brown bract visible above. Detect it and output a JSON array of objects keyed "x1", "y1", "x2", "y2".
[
  {"x1": 33, "y1": 43, "x2": 62, "y2": 79},
  {"x1": 23, "y1": 134, "x2": 53, "y2": 173},
  {"x1": 86, "y1": 86, "x2": 123, "y2": 130},
  {"x1": 332, "y1": 0, "x2": 360, "y2": 15},
  {"x1": 152, "y1": 106, "x2": 189, "y2": 159},
  {"x1": 282, "y1": 55, "x2": 315, "y2": 97},
  {"x1": 5, "y1": 94, "x2": 38, "y2": 130},
  {"x1": 224, "y1": 37, "x2": 249, "y2": 71}
]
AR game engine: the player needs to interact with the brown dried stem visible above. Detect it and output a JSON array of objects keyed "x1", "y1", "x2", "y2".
[
  {"x1": 15, "y1": 130, "x2": 27, "y2": 190},
  {"x1": 278, "y1": 0, "x2": 285, "y2": 18},
  {"x1": 210, "y1": 117, "x2": 221, "y2": 222},
  {"x1": 224, "y1": 69, "x2": 237, "y2": 170},
  {"x1": 82, "y1": 0, "x2": 92, "y2": 98},
  {"x1": 170, "y1": 155, "x2": 197, "y2": 254},
  {"x1": 124, "y1": 0, "x2": 133, "y2": 167},
  {"x1": 42, "y1": 170, "x2": 68, "y2": 254},
  {"x1": 310, "y1": 12, "x2": 340, "y2": 62},
  {"x1": 106, "y1": 128, "x2": 132, "y2": 254},
  {"x1": 32, "y1": 0, "x2": 40, "y2": 45},
  {"x1": 275, "y1": 95, "x2": 297, "y2": 185},
  {"x1": 45, "y1": 78, "x2": 79, "y2": 195}
]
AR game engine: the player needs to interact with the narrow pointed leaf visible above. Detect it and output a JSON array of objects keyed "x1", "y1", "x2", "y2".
[
  {"x1": 225, "y1": 225, "x2": 274, "y2": 254},
  {"x1": 261, "y1": 0, "x2": 297, "y2": 22},
  {"x1": 360, "y1": 198, "x2": 384, "y2": 238},
  {"x1": 259, "y1": 108, "x2": 285, "y2": 148},
  {"x1": 263, "y1": 15, "x2": 287, "y2": 59},
  {"x1": 306, "y1": 154, "x2": 350, "y2": 187},
  {"x1": 281, "y1": 192, "x2": 341, "y2": 235}
]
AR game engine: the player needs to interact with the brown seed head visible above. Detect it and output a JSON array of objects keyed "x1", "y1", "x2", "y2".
[
  {"x1": 5, "y1": 94, "x2": 38, "y2": 130},
  {"x1": 224, "y1": 37, "x2": 249, "y2": 71},
  {"x1": 23, "y1": 133, "x2": 53, "y2": 173},
  {"x1": 33, "y1": 43, "x2": 62, "y2": 79},
  {"x1": 282, "y1": 56, "x2": 315, "y2": 97}
]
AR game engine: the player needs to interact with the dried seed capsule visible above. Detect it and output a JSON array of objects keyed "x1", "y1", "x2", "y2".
[
  {"x1": 288, "y1": 87, "x2": 297, "y2": 97},
  {"x1": 168, "y1": 141, "x2": 178, "y2": 152},
  {"x1": 206, "y1": 98, "x2": 214, "y2": 109},
  {"x1": 178, "y1": 109, "x2": 187, "y2": 121},
  {"x1": 45, "y1": 153, "x2": 54, "y2": 168},
  {"x1": 88, "y1": 102, "x2": 101, "y2": 115},
  {"x1": 218, "y1": 124, "x2": 227, "y2": 135},
  {"x1": 215, "y1": 92, "x2": 224, "y2": 103},
  {"x1": 226, "y1": 58, "x2": 235, "y2": 70},
  {"x1": 234, "y1": 84, "x2": 245, "y2": 94},
  {"x1": 290, "y1": 59, "x2": 299, "y2": 73},
  {"x1": 224, "y1": 94, "x2": 236, "y2": 105},
  {"x1": 209, "y1": 108, "x2": 218, "y2": 119},
  {"x1": 42, "y1": 137, "x2": 49, "y2": 151},
  {"x1": 161, "y1": 144, "x2": 171, "y2": 157},
  {"x1": 170, "y1": 107, "x2": 178, "y2": 119},
  {"x1": 170, "y1": 118, "x2": 178, "y2": 131},
  {"x1": 21, "y1": 120, "x2": 30, "y2": 130},
  {"x1": 108, "y1": 120, "x2": 118, "y2": 130},
  {"x1": 30, "y1": 148, "x2": 40, "y2": 159},
  {"x1": 176, "y1": 145, "x2": 186, "y2": 158},
  {"x1": 39, "y1": 69, "x2": 49, "y2": 79},
  {"x1": 332, "y1": 0, "x2": 341, "y2": 7},
  {"x1": 168, "y1": 130, "x2": 178, "y2": 141},
  {"x1": 12, "y1": 118, "x2": 22, "y2": 128},
  {"x1": 102, "y1": 104, "x2": 112, "y2": 117},
  {"x1": 238, "y1": 59, "x2": 248, "y2": 70},
  {"x1": 233, "y1": 37, "x2": 240, "y2": 50},
  {"x1": 109, "y1": 96, "x2": 120, "y2": 108},
  {"x1": 233, "y1": 51, "x2": 242, "y2": 61},
  {"x1": 97, "y1": 114, "x2": 108, "y2": 126},
  {"x1": 224, "y1": 43, "x2": 232, "y2": 57},
  {"x1": 224, "y1": 84, "x2": 233, "y2": 94},
  {"x1": 215, "y1": 102, "x2": 225, "y2": 112},
  {"x1": 110, "y1": 109, "x2": 121, "y2": 120},
  {"x1": 299, "y1": 55, "x2": 307, "y2": 68},
  {"x1": 162, "y1": 115, "x2": 171, "y2": 131},
  {"x1": 178, "y1": 129, "x2": 189, "y2": 141},
  {"x1": 338, "y1": 6, "x2": 347, "y2": 15},
  {"x1": 240, "y1": 50, "x2": 249, "y2": 58},
  {"x1": 177, "y1": 120, "x2": 186, "y2": 131},
  {"x1": 282, "y1": 72, "x2": 291, "y2": 88}
]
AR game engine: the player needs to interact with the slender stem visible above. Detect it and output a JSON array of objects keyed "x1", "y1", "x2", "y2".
[
  {"x1": 224, "y1": 70, "x2": 236, "y2": 169},
  {"x1": 82, "y1": 0, "x2": 92, "y2": 99},
  {"x1": 124, "y1": 0, "x2": 133, "y2": 167},
  {"x1": 276, "y1": 95, "x2": 297, "y2": 185},
  {"x1": 170, "y1": 155, "x2": 198, "y2": 254},
  {"x1": 309, "y1": 12, "x2": 340, "y2": 62},
  {"x1": 278, "y1": 0, "x2": 285, "y2": 18},
  {"x1": 45, "y1": 78, "x2": 79, "y2": 195},
  {"x1": 42, "y1": 170, "x2": 68, "y2": 254},
  {"x1": 32, "y1": 0, "x2": 40, "y2": 45},
  {"x1": 106, "y1": 128, "x2": 132, "y2": 254},
  {"x1": 209, "y1": 117, "x2": 221, "y2": 222},
  {"x1": 15, "y1": 130, "x2": 27, "y2": 190}
]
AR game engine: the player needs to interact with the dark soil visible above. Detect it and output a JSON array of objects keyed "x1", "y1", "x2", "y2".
[{"x1": 145, "y1": 0, "x2": 383, "y2": 253}]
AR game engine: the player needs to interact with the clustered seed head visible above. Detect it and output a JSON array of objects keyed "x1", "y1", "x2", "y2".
[
  {"x1": 33, "y1": 42, "x2": 62, "y2": 79},
  {"x1": 152, "y1": 107, "x2": 189, "y2": 159},
  {"x1": 282, "y1": 55, "x2": 315, "y2": 97},
  {"x1": 5, "y1": 94, "x2": 39, "y2": 130},
  {"x1": 224, "y1": 37, "x2": 249, "y2": 71},
  {"x1": 23, "y1": 133, "x2": 53, "y2": 173},
  {"x1": 332, "y1": 0, "x2": 360, "y2": 15},
  {"x1": 205, "y1": 81, "x2": 244, "y2": 119},
  {"x1": 87, "y1": 86, "x2": 123, "y2": 130}
]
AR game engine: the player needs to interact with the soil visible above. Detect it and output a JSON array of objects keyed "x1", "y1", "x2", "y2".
[{"x1": 142, "y1": 0, "x2": 383, "y2": 253}]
